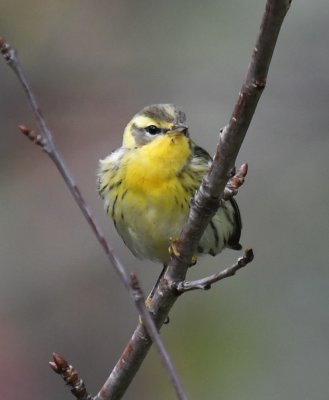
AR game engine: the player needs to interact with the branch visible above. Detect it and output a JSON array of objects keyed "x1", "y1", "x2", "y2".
[
  {"x1": 129, "y1": 273, "x2": 188, "y2": 400},
  {"x1": 175, "y1": 249, "x2": 254, "y2": 293},
  {"x1": 167, "y1": 0, "x2": 292, "y2": 279},
  {"x1": 1, "y1": 0, "x2": 292, "y2": 398},
  {"x1": 0, "y1": 39, "x2": 188, "y2": 400},
  {"x1": 95, "y1": 1, "x2": 292, "y2": 399}
]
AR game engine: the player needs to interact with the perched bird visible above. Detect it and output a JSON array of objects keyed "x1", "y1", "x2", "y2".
[{"x1": 98, "y1": 104, "x2": 241, "y2": 265}]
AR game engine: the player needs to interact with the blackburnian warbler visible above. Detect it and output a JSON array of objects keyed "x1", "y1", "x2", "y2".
[{"x1": 98, "y1": 104, "x2": 241, "y2": 265}]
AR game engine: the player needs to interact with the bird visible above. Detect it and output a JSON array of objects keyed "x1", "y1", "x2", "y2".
[{"x1": 97, "y1": 104, "x2": 242, "y2": 267}]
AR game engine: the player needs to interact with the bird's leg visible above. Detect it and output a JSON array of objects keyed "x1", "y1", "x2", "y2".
[
  {"x1": 145, "y1": 236, "x2": 200, "y2": 308},
  {"x1": 145, "y1": 264, "x2": 167, "y2": 308},
  {"x1": 170, "y1": 237, "x2": 198, "y2": 267},
  {"x1": 168, "y1": 237, "x2": 181, "y2": 257}
]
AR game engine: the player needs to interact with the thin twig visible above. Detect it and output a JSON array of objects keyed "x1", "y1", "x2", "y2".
[
  {"x1": 49, "y1": 353, "x2": 93, "y2": 400},
  {"x1": 0, "y1": 37, "x2": 188, "y2": 400},
  {"x1": 95, "y1": 2, "x2": 292, "y2": 399},
  {"x1": 223, "y1": 163, "x2": 248, "y2": 201},
  {"x1": 175, "y1": 249, "x2": 254, "y2": 293}
]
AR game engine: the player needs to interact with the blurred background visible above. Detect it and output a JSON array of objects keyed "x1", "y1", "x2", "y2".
[{"x1": 0, "y1": 1, "x2": 328, "y2": 399}]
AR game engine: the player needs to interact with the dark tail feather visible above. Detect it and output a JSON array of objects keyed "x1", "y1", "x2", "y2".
[{"x1": 227, "y1": 198, "x2": 242, "y2": 250}]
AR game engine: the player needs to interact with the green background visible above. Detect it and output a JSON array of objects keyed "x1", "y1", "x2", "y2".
[{"x1": 0, "y1": 1, "x2": 328, "y2": 399}]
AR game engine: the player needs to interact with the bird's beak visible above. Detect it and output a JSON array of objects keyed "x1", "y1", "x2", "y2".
[{"x1": 168, "y1": 124, "x2": 189, "y2": 137}]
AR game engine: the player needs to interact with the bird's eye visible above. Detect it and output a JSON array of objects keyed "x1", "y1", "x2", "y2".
[{"x1": 145, "y1": 125, "x2": 161, "y2": 135}]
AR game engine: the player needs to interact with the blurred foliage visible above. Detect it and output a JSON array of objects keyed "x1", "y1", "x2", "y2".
[{"x1": 0, "y1": 1, "x2": 329, "y2": 399}]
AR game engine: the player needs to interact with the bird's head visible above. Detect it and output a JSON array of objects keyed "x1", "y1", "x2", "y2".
[{"x1": 122, "y1": 104, "x2": 189, "y2": 148}]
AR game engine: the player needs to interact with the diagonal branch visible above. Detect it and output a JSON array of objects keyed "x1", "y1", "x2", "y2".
[
  {"x1": 95, "y1": 1, "x2": 292, "y2": 399},
  {"x1": 0, "y1": 39, "x2": 188, "y2": 400},
  {"x1": 129, "y1": 273, "x2": 188, "y2": 400}
]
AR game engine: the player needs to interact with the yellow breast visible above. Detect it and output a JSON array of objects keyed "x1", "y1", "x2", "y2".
[{"x1": 114, "y1": 132, "x2": 192, "y2": 262}]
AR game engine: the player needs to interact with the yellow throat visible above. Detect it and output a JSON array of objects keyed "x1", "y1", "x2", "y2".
[{"x1": 123, "y1": 132, "x2": 192, "y2": 192}]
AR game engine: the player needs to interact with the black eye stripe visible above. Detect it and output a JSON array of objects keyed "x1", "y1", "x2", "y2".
[{"x1": 145, "y1": 125, "x2": 162, "y2": 135}]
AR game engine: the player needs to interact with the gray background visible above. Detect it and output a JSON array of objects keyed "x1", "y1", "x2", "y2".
[{"x1": 0, "y1": 1, "x2": 328, "y2": 399}]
